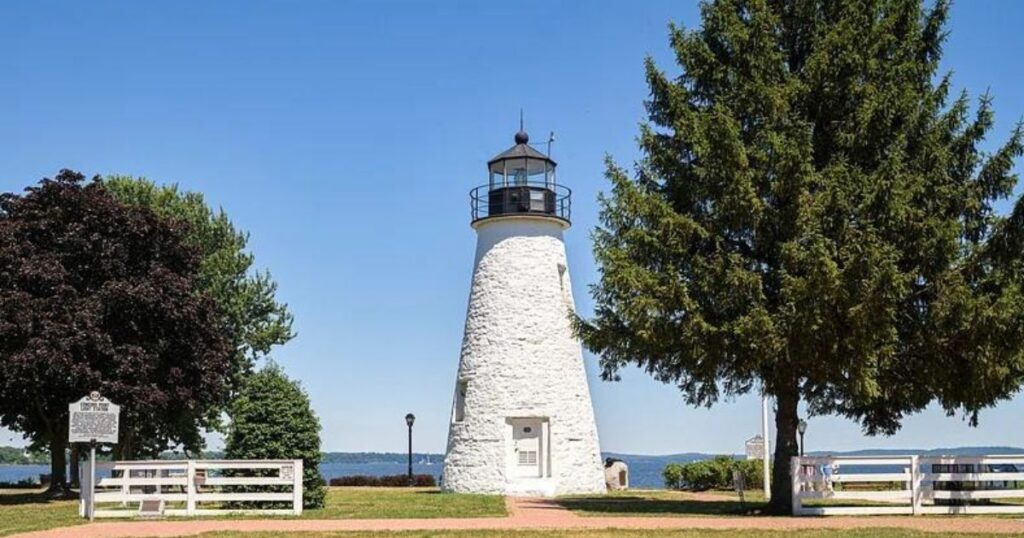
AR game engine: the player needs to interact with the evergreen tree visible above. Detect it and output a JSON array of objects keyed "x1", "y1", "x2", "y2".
[
  {"x1": 225, "y1": 363, "x2": 326, "y2": 508},
  {"x1": 576, "y1": 0, "x2": 1024, "y2": 513}
]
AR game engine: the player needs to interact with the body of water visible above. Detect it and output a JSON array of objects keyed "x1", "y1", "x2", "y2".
[
  {"x1": 324, "y1": 460, "x2": 666, "y2": 489},
  {"x1": 2, "y1": 458, "x2": 668, "y2": 489},
  {"x1": 0, "y1": 464, "x2": 49, "y2": 485}
]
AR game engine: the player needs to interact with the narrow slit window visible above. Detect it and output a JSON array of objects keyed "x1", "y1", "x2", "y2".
[{"x1": 454, "y1": 381, "x2": 467, "y2": 422}]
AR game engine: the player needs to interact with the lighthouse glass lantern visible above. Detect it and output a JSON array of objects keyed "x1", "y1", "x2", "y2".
[
  {"x1": 472, "y1": 130, "x2": 569, "y2": 222},
  {"x1": 444, "y1": 125, "x2": 605, "y2": 497}
]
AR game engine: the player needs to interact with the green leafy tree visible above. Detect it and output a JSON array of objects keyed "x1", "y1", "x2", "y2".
[
  {"x1": 0, "y1": 171, "x2": 233, "y2": 495},
  {"x1": 225, "y1": 362, "x2": 326, "y2": 509},
  {"x1": 101, "y1": 176, "x2": 295, "y2": 456},
  {"x1": 576, "y1": 0, "x2": 1024, "y2": 513},
  {"x1": 0, "y1": 446, "x2": 47, "y2": 465},
  {"x1": 102, "y1": 176, "x2": 294, "y2": 371}
]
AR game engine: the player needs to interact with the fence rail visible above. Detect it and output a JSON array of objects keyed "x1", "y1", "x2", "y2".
[
  {"x1": 791, "y1": 454, "x2": 1024, "y2": 516},
  {"x1": 79, "y1": 459, "x2": 303, "y2": 518}
]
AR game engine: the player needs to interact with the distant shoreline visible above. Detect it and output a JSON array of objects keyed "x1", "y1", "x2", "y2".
[
  {"x1": 2, "y1": 446, "x2": 1022, "y2": 467},
  {"x1": 6, "y1": 446, "x2": 1024, "y2": 490}
]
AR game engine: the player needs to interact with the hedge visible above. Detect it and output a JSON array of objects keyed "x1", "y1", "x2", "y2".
[
  {"x1": 663, "y1": 456, "x2": 766, "y2": 491},
  {"x1": 329, "y1": 474, "x2": 437, "y2": 487}
]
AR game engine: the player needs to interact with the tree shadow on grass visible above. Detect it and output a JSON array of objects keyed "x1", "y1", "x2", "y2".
[
  {"x1": 558, "y1": 495, "x2": 765, "y2": 516},
  {"x1": 0, "y1": 491, "x2": 75, "y2": 506}
]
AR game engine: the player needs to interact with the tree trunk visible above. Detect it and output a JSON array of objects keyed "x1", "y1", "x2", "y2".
[
  {"x1": 46, "y1": 436, "x2": 70, "y2": 497},
  {"x1": 69, "y1": 445, "x2": 80, "y2": 489},
  {"x1": 119, "y1": 427, "x2": 134, "y2": 461},
  {"x1": 768, "y1": 386, "x2": 800, "y2": 515}
]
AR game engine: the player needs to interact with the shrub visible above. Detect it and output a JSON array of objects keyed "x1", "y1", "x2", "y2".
[
  {"x1": 663, "y1": 456, "x2": 767, "y2": 491},
  {"x1": 0, "y1": 477, "x2": 41, "y2": 489},
  {"x1": 328, "y1": 474, "x2": 436, "y2": 487},
  {"x1": 662, "y1": 463, "x2": 684, "y2": 489},
  {"x1": 680, "y1": 460, "x2": 719, "y2": 491},
  {"x1": 706, "y1": 456, "x2": 736, "y2": 488},
  {"x1": 225, "y1": 363, "x2": 327, "y2": 508},
  {"x1": 330, "y1": 475, "x2": 374, "y2": 487},
  {"x1": 735, "y1": 458, "x2": 765, "y2": 490}
]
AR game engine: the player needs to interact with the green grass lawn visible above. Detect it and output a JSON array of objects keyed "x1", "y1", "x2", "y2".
[
  {"x1": 303, "y1": 487, "x2": 505, "y2": 519},
  {"x1": 3, "y1": 487, "x2": 1019, "y2": 537},
  {"x1": 557, "y1": 489, "x2": 767, "y2": 517},
  {"x1": 563, "y1": 489, "x2": 1024, "y2": 518},
  {"x1": 178, "y1": 530, "x2": 1017, "y2": 538},
  {"x1": 0, "y1": 487, "x2": 504, "y2": 537},
  {"x1": 0, "y1": 490, "x2": 81, "y2": 537}
]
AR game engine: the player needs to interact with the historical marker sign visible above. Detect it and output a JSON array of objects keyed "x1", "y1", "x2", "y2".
[
  {"x1": 69, "y1": 392, "x2": 120, "y2": 521},
  {"x1": 69, "y1": 391, "x2": 120, "y2": 444}
]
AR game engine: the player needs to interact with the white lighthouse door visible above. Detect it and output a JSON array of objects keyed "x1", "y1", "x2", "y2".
[{"x1": 511, "y1": 419, "x2": 543, "y2": 478}]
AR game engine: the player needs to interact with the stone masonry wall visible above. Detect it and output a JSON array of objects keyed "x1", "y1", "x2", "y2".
[{"x1": 442, "y1": 217, "x2": 606, "y2": 496}]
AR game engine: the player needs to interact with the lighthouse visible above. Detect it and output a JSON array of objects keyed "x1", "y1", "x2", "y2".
[{"x1": 441, "y1": 126, "x2": 606, "y2": 497}]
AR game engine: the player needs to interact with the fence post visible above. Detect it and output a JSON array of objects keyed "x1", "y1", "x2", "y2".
[
  {"x1": 186, "y1": 460, "x2": 196, "y2": 516},
  {"x1": 790, "y1": 456, "x2": 801, "y2": 516},
  {"x1": 292, "y1": 459, "x2": 303, "y2": 516},
  {"x1": 910, "y1": 455, "x2": 920, "y2": 516},
  {"x1": 120, "y1": 466, "x2": 128, "y2": 507}
]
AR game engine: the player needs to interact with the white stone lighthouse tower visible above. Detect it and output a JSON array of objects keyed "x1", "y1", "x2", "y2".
[{"x1": 441, "y1": 126, "x2": 606, "y2": 497}]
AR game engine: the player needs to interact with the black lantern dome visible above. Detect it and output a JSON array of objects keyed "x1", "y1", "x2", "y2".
[{"x1": 470, "y1": 128, "x2": 571, "y2": 225}]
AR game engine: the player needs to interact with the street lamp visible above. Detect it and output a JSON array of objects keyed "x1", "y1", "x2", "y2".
[
  {"x1": 405, "y1": 413, "x2": 416, "y2": 485},
  {"x1": 797, "y1": 419, "x2": 808, "y2": 457}
]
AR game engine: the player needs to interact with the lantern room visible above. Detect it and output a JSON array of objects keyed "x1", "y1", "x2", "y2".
[{"x1": 470, "y1": 129, "x2": 571, "y2": 225}]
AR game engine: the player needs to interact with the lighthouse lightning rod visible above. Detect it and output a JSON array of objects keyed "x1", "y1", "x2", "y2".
[{"x1": 517, "y1": 109, "x2": 556, "y2": 161}]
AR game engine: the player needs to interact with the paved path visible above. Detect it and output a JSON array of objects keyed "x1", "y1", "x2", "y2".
[{"x1": 11, "y1": 498, "x2": 1024, "y2": 537}]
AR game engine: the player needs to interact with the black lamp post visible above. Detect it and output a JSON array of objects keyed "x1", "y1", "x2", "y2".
[
  {"x1": 797, "y1": 418, "x2": 808, "y2": 457},
  {"x1": 405, "y1": 413, "x2": 416, "y2": 485}
]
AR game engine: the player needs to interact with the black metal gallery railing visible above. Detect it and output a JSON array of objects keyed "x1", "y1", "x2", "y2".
[{"x1": 470, "y1": 182, "x2": 571, "y2": 224}]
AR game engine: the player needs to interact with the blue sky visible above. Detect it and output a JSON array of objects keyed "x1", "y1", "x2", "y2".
[{"x1": 2, "y1": 1, "x2": 1023, "y2": 455}]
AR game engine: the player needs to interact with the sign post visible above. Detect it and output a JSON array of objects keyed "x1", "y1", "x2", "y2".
[
  {"x1": 761, "y1": 393, "x2": 771, "y2": 500},
  {"x1": 69, "y1": 392, "x2": 120, "y2": 521}
]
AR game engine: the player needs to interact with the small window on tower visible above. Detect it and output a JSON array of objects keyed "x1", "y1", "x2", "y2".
[
  {"x1": 454, "y1": 381, "x2": 467, "y2": 422},
  {"x1": 558, "y1": 263, "x2": 573, "y2": 309}
]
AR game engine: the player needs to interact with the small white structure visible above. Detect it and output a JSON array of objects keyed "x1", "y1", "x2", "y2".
[
  {"x1": 604, "y1": 458, "x2": 629, "y2": 490},
  {"x1": 441, "y1": 127, "x2": 606, "y2": 497},
  {"x1": 80, "y1": 459, "x2": 303, "y2": 518}
]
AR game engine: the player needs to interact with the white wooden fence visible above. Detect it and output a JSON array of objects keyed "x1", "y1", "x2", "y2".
[
  {"x1": 791, "y1": 454, "x2": 1024, "y2": 516},
  {"x1": 79, "y1": 459, "x2": 303, "y2": 518}
]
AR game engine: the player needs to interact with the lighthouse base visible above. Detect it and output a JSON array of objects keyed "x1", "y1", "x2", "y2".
[
  {"x1": 505, "y1": 478, "x2": 557, "y2": 498},
  {"x1": 442, "y1": 413, "x2": 606, "y2": 497}
]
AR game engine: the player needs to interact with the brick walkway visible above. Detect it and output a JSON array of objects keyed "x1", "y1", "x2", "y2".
[{"x1": 11, "y1": 497, "x2": 1024, "y2": 537}]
